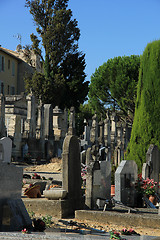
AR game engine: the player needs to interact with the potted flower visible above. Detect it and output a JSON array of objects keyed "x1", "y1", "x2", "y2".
[{"x1": 135, "y1": 174, "x2": 158, "y2": 205}]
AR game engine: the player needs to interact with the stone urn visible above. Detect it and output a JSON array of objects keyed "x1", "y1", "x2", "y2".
[{"x1": 43, "y1": 188, "x2": 67, "y2": 200}]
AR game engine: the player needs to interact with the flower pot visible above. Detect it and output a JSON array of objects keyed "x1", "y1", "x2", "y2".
[
  {"x1": 149, "y1": 195, "x2": 157, "y2": 205},
  {"x1": 111, "y1": 185, "x2": 115, "y2": 197},
  {"x1": 24, "y1": 185, "x2": 41, "y2": 198}
]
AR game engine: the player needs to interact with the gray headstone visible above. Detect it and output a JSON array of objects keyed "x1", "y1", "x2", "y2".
[
  {"x1": 115, "y1": 160, "x2": 138, "y2": 207},
  {"x1": 85, "y1": 160, "x2": 111, "y2": 209},
  {"x1": 44, "y1": 104, "x2": 53, "y2": 139},
  {"x1": 145, "y1": 144, "x2": 160, "y2": 185},
  {"x1": 62, "y1": 135, "x2": 82, "y2": 211},
  {"x1": 0, "y1": 162, "x2": 32, "y2": 231},
  {"x1": 0, "y1": 162, "x2": 22, "y2": 199},
  {"x1": 0, "y1": 137, "x2": 12, "y2": 163}
]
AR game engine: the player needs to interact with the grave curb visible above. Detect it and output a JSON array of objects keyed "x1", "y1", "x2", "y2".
[{"x1": 75, "y1": 209, "x2": 160, "y2": 229}]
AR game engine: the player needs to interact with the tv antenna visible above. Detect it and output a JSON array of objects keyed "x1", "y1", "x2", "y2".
[{"x1": 13, "y1": 33, "x2": 22, "y2": 45}]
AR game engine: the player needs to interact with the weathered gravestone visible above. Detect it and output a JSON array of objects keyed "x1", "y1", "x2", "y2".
[
  {"x1": 62, "y1": 135, "x2": 82, "y2": 213},
  {"x1": 85, "y1": 160, "x2": 111, "y2": 209},
  {"x1": 85, "y1": 144, "x2": 111, "y2": 209},
  {"x1": 0, "y1": 137, "x2": 32, "y2": 231},
  {"x1": 142, "y1": 145, "x2": 160, "y2": 186},
  {"x1": 115, "y1": 160, "x2": 138, "y2": 207},
  {"x1": 0, "y1": 137, "x2": 12, "y2": 163}
]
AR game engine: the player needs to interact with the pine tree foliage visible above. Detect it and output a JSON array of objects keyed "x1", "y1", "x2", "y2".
[
  {"x1": 126, "y1": 40, "x2": 160, "y2": 170},
  {"x1": 25, "y1": 0, "x2": 88, "y2": 109},
  {"x1": 88, "y1": 55, "x2": 140, "y2": 121}
]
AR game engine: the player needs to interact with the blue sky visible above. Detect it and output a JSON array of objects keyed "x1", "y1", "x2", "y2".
[{"x1": 1, "y1": 0, "x2": 160, "y2": 83}]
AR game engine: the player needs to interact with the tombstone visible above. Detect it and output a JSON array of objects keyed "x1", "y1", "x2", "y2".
[
  {"x1": 85, "y1": 160, "x2": 111, "y2": 209},
  {"x1": 0, "y1": 137, "x2": 12, "y2": 163},
  {"x1": 114, "y1": 145, "x2": 122, "y2": 166},
  {"x1": 36, "y1": 100, "x2": 44, "y2": 139},
  {"x1": 62, "y1": 135, "x2": 82, "y2": 212},
  {"x1": 85, "y1": 161, "x2": 100, "y2": 209},
  {"x1": 68, "y1": 107, "x2": 75, "y2": 136},
  {"x1": 142, "y1": 145, "x2": 160, "y2": 185},
  {"x1": 53, "y1": 106, "x2": 66, "y2": 141},
  {"x1": 80, "y1": 150, "x2": 86, "y2": 164},
  {"x1": 81, "y1": 121, "x2": 91, "y2": 150},
  {"x1": 104, "y1": 111, "x2": 111, "y2": 148},
  {"x1": 115, "y1": 160, "x2": 138, "y2": 207},
  {"x1": 110, "y1": 112, "x2": 117, "y2": 153},
  {"x1": 0, "y1": 141, "x2": 32, "y2": 231},
  {"x1": 12, "y1": 116, "x2": 22, "y2": 159},
  {"x1": 44, "y1": 104, "x2": 54, "y2": 139},
  {"x1": 86, "y1": 147, "x2": 92, "y2": 165},
  {"x1": 90, "y1": 114, "x2": 98, "y2": 145},
  {"x1": 99, "y1": 146, "x2": 106, "y2": 161},
  {"x1": 98, "y1": 119, "x2": 104, "y2": 146},
  {"x1": 25, "y1": 93, "x2": 36, "y2": 138},
  {"x1": 0, "y1": 94, "x2": 6, "y2": 138}
]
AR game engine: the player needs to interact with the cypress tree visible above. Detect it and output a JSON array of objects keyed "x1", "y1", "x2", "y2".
[{"x1": 126, "y1": 40, "x2": 160, "y2": 170}]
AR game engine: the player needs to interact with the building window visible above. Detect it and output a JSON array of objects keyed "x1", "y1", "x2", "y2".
[
  {"x1": 11, "y1": 86, "x2": 15, "y2": 95},
  {"x1": 12, "y1": 61, "x2": 15, "y2": 76},
  {"x1": 8, "y1": 60, "x2": 10, "y2": 70},
  {"x1": 0, "y1": 55, "x2": 5, "y2": 72},
  {"x1": 7, "y1": 85, "x2": 10, "y2": 94}
]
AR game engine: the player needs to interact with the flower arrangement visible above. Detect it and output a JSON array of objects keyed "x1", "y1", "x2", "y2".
[
  {"x1": 32, "y1": 173, "x2": 41, "y2": 179},
  {"x1": 81, "y1": 165, "x2": 87, "y2": 189},
  {"x1": 110, "y1": 228, "x2": 140, "y2": 239},
  {"x1": 48, "y1": 184, "x2": 60, "y2": 189},
  {"x1": 135, "y1": 174, "x2": 158, "y2": 196},
  {"x1": 109, "y1": 230, "x2": 125, "y2": 239},
  {"x1": 121, "y1": 228, "x2": 140, "y2": 235},
  {"x1": 21, "y1": 228, "x2": 28, "y2": 234}
]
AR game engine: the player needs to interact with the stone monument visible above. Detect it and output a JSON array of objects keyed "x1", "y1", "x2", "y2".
[{"x1": 0, "y1": 137, "x2": 32, "y2": 231}]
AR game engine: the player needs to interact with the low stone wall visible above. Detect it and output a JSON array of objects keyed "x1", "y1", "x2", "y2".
[
  {"x1": 22, "y1": 198, "x2": 71, "y2": 218},
  {"x1": 75, "y1": 209, "x2": 160, "y2": 229}
]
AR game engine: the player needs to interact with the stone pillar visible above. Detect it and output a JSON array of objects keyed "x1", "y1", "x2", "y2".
[
  {"x1": 36, "y1": 100, "x2": 44, "y2": 139},
  {"x1": 104, "y1": 112, "x2": 111, "y2": 161},
  {"x1": 110, "y1": 112, "x2": 117, "y2": 157},
  {"x1": 90, "y1": 114, "x2": 98, "y2": 145},
  {"x1": 44, "y1": 104, "x2": 53, "y2": 140},
  {"x1": 12, "y1": 115, "x2": 22, "y2": 159},
  {"x1": 25, "y1": 93, "x2": 36, "y2": 138},
  {"x1": 98, "y1": 119, "x2": 104, "y2": 147},
  {"x1": 68, "y1": 107, "x2": 75, "y2": 136}
]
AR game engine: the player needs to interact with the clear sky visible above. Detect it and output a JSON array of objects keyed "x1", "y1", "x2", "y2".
[{"x1": 1, "y1": 0, "x2": 160, "y2": 83}]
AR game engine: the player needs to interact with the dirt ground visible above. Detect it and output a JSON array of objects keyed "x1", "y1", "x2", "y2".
[
  {"x1": 24, "y1": 158, "x2": 62, "y2": 173},
  {"x1": 24, "y1": 160, "x2": 160, "y2": 237}
]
